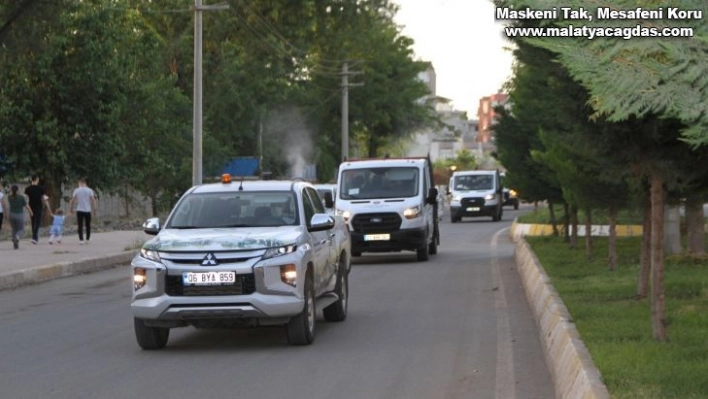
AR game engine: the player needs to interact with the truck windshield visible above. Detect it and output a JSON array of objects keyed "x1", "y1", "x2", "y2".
[
  {"x1": 339, "y1": 167, "x2": 419, "y2": 200},
  {"x1": 167, "y1": 191, "x2": 299, "y2": 228},
  {"x1": 454, "y1": 175, "x2": 493, "y2": 190}
]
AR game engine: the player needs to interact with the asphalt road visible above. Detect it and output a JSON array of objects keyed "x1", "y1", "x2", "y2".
[{"x1": 0, "y1": 205, "x2": 554, "y2": 399}]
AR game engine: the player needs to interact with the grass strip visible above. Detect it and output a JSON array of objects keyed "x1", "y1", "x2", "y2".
[{"x1": 526, "y1": 236, "x2": 708, "y2": 399}]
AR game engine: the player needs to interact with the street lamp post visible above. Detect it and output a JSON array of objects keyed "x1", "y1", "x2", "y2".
[{"x1": 193, "y1": 1, "x2": 229, "y2": 187}]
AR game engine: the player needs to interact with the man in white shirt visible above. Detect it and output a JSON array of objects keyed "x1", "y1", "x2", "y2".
[{"x1": 69, "y1": 178, "x2": 98, "y2": 244}]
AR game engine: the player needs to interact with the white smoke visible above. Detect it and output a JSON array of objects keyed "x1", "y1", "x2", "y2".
[{"x1": 265, "y1": 107, "x2": 314, "y2": 179}]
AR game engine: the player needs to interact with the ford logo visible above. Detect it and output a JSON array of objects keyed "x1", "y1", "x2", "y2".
[{"x1": 371, "y1": 217, "x2": 382, "y2": 223}]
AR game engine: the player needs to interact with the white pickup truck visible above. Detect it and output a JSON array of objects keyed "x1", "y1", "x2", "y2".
[{"x1": 130, "y1": 176, "x2": 351, "y2": 349}]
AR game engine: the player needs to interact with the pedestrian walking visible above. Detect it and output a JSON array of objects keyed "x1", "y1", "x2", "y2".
[
  {"x1": 0, "y1": 182, "x2": 6, "y2": 235},
  {"x1": 69, "y1": 178, "x2": 98, "y2": 244},
  {"x1": 24, "y1": 175, "x2": 46, "y2": 244},
  {"x1": 8, "y1": 184, "x2": 33, "y2": 249},
  {"x1": 45, "y1": 203, "x2": 66, "y2": 244}
]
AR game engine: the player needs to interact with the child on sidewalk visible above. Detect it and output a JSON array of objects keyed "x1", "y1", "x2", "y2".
[{"x1": 45, "y1": 204, "x2": 66, "y2": 245}]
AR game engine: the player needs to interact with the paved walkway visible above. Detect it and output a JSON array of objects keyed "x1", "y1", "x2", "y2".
[{"x1": 0, "y1": 229, "x2": 148, "y2": 290}]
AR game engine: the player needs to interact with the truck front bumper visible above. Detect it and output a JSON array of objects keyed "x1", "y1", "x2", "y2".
[{"x1": 132, "y1": 292, "x2": 304, "y2": 322}]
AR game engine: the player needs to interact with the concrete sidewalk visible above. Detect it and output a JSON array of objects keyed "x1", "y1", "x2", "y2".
[{"x1": 0, "y1": 229, "x2": 148, "y2": 291}]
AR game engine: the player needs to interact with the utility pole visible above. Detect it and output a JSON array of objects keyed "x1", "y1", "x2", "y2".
[
  {"x1": 341, "y1": 62, "x2": 348, "y2": 162},
  {"x1": 193, "y1": 1, "x2": 229, "y2": 186},
  {"x1": 341, "y1": 61, "x2": 363, "y2": 162}
]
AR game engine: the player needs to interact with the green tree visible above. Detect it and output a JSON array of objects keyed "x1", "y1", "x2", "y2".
[
  {"x1": 508, "y1": 0, "x2": 708, "y2": 342},
  {"x1": 0, "y1": 1, "x2": 141, "y2": 201}
]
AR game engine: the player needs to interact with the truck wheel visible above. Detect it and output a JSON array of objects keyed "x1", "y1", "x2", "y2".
[
  {"x1": 514, "y1": 201, "x2": 519, "y2": 210},
  {"x1": 416, "y1": 241, "x2": 429, "y2": 262},
  {"x1": 323, "y1": 262, "x2": 348, "y2": 322},
  {"x1": 134, "y1": 318, "x2": 169, "y2": 350},
  {"x1": 286, "y1": 274, "x2": 316, "y2": 345},
  {"x1": 450, "y1": 215, "x2": 458, "y2": 223}
]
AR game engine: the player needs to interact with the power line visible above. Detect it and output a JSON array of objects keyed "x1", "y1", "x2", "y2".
[{"x1": 233, "y1": 0, "x2": 352, "y2": 68}]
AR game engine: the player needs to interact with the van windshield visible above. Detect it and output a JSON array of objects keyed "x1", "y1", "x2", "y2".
[
  {"x1": 454, "y1": 175, "x2": 493, "y2": 190},
  {"x1": 340, "y1": 167, "x2": 419, "y2": 200}
]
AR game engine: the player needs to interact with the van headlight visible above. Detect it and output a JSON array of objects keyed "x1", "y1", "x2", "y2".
[
  {"x1": 403, "y1": 206, "x2": 421, "y2": 219},
  {"x1": 451, "y1": 196, "x2": 461, "y2": 204},
  {"x1": 335, "y1": 209, "x2": 351, "y2": 222},
  {"x1": 485, "y1": 194, "x2": 496, "y2": 201},
  {"x1": 262, "y1": 245, "x2": 297, "y2": 260}
]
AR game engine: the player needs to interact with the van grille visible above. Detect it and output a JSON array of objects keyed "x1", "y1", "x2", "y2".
[
  {"x1": 351, "y1": 213, "x2": 401, "y2": 233},
  {"x1": 461, "y1": 198, "x2": 485, "y2": 207},
  {"x1": 165, "y1": 274, "x2": 256, "y2": 296}
]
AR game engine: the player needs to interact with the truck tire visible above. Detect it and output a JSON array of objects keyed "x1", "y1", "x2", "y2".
[
  {"x1": 323, "y1": 261, "x2": 348, "y2": 322},
  {"x1": 286, "y1": 274, "x2": 316, "y2": 345},
  {"x1": 134, "y1": 318, "x2": 169, "y2": 350},
  {"x1": 514, "y1": 201, "x2": 519, "y2": 210}
]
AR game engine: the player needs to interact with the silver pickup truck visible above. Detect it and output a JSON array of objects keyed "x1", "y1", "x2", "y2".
[{"x1": 130, "y1": 176, "x2": 351, "y2": 349}]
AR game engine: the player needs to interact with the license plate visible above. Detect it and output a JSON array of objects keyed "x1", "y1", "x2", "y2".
[
  {"x1": 182, "y1": 271, "x2": 236, "y2": 286},
  {"x1": 466, "y1": 207, "x2": 480, "y2": 212},
  {"x1": 364, "y1": 234, "x2": 390, "y2": 241}
]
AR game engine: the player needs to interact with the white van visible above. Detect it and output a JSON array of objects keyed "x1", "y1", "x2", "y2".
[
  {"x1": 447, "y1": 169, "x2": 503, "y2": 222},
  {"x1": 335, "y1": 157, "x2": 440, "y2": 261}
]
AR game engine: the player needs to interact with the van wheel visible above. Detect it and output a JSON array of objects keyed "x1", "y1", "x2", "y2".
[
  {"x1": 134, "y1": 318, "x2": 169, "y2": 350},
  {"x1": 416, "y1": 242, "x2": 429, "y2": 261},
  {"x1": 492, "y1": 207, "x2": 502, "y2": 222},
  {"x1": 286, "y1": 274, "x2": 316, "y2": 345},
  {"x1": 428, "y1": 231, "x2": 438, "y2": 255}
]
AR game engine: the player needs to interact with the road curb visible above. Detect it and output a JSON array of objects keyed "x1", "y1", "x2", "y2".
[
  {"x1": 513, "y1": 235, "x2": 611, "y2": 399},
  {"x1": 0, "y1": 251, "x2": 137, "y2": 291}
]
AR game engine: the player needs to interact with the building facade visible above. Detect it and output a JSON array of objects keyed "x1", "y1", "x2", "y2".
[{"x1": 476, "y1": 93, "x2": 509, "y2": 144}]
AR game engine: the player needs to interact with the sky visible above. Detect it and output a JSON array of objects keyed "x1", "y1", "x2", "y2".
[{"x1": 393, "y1": 0, "x2": 514, "y2": 118}]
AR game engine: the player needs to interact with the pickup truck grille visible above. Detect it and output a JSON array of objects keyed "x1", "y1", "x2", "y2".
[
  {"x1": 461, "y1": 197, "x2": 485, "y2": 207},
  {"x1": 165, "y1": 274, "x2": 256, "y2": 296},
  {"x1": 351, "y1": 212, "x2": 401, "y2": 233}
]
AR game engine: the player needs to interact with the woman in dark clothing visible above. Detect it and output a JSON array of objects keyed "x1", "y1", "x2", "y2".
[{"x1": 8, "y1": 185, "x2": 33, "y2": 249}]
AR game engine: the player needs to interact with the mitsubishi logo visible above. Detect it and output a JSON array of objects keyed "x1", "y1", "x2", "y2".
[{"x1": 201, "y1": 253, "x2": 219, "y2": 266}]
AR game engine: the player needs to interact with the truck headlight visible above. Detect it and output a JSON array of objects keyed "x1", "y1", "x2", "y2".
[
  {"x1": 140, "y1": 248, "x2": 161, "y2": 263},
  {"x1": 280, "y1": 264, "x2": 297, "y2": 286},
  {"x1": 335, "y1": 209, "x2": 351, "y2": 222},
  {"x1": 403, "y1": 205, "x2": 421, "y2": 219},
  {"x1": 133, "y1": 267, "x2": 147, "y2": 290},
  {"x1": 485, "y1": 194, "x2": 496, "y2": 201},
  {"x1": 262, "y1": 244, "x2": 297, "y2": 260}
]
